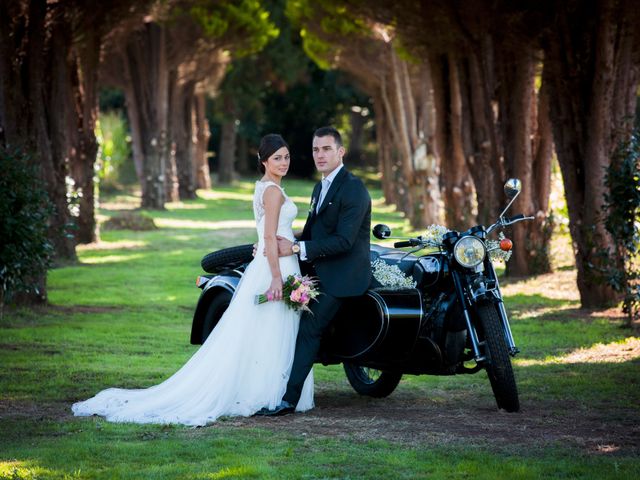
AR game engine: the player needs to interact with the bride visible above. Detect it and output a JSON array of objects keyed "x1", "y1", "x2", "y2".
[{"x1": 72, "y1": 134, "x2": 314, "y2": 426}]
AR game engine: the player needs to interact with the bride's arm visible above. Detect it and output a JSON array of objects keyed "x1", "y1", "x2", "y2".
[{"x1": 262, "y1": 186, "x2": 285, "y2": 301}]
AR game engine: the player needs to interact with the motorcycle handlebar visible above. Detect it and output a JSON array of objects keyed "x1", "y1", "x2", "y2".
[
  {"x1": 394, "y1": 238, "x2": 424, "y2": 248},
  {"x1": 506, "y1": 214, "x2": 526, "y2": 223},
  {"x1": 394, "y1": 240, "x2": 414, "y2": 248}
]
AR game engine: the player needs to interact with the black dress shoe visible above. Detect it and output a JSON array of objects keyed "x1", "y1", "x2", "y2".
[{"x1": 254, "y1": 401, "x2": 295, "y2": 417}]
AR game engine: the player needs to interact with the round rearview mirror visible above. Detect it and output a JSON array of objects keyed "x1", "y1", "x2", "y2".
[
  {"x1": 504, "y1": 178, "x2": 522, "y2": 199},
  {"x1": 372, "y1": 224, "x2": 392, "y2": 239}
]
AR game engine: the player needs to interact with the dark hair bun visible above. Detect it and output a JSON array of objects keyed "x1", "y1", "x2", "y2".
[{"x1": 257, "y1": 134, "x2": 289, "y2": 174}]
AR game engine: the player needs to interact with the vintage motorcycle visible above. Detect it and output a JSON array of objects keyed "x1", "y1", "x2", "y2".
[{"x1": 190, "y1": 179, "x2": 532, "y2": 412}]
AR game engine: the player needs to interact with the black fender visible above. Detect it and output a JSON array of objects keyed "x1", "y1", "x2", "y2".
[{"x1": 190, "y1": 275, "x2": 240, "y2": 345}]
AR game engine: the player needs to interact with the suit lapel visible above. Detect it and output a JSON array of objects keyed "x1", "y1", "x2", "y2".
[
  {"x1": 317, "y1": 168, "x2": 348, "y2": 216},
  {"x1": 308, "y1": 181, "x2": 322, "y2": 219}
]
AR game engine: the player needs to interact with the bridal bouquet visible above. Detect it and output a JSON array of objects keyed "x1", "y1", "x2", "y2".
[{"x1": 255, "y1": 274, "x2": 320, "y2": 312}]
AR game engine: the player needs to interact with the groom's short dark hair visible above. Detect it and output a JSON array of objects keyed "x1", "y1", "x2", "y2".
[{"x1": 314, "y1": 126, "x2": 342, "y2": 147}]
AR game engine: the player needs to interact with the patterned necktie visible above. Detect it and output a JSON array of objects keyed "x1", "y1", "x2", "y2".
[{"x1": 317, "y1": 178, "x2": 331, "y2": 213}]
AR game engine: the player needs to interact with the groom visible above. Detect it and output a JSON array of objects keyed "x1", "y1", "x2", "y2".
[{"x1": 257, "y1": 126, "x2": 372, "y2": 416}]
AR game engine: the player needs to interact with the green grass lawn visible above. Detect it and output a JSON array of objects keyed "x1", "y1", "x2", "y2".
[{"x1": 1, "y1": 178, "x2": 639, "y2": 479}]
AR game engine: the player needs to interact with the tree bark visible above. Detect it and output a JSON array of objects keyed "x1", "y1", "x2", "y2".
[
  {"x1": 543, "y1": 0, "x2": 639, "y2": 306},
  {"x1": 465, "y1": 41, "x2": 503, "y2": 227},
  {"x1": 431, "y1": 53, "x2": 475, "y2": 231},
  {"x1": 495, "y1": 42, "x2": 553, "y2": 276},
  {"x1": 194, "y1": 92, "x2": 212, "y2": 189},
  {"x1": 120, "y1": 22, "x2": 170, "y2": 209},
  {"x1": 169, "y1": 74, "x2": 198, "y2": 200},
  {"x1": 0, "y1": 0, "x2": 75, "y2": 303},
  {"x1": 218, "y1": 97, "x2": 237, "y2": 184},
  {"x1": 70, "y1": 30, "x2": 101, "y2": 244}
]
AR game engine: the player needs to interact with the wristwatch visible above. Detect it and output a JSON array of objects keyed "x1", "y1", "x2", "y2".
[{"x1": 292, "y1": 240, "x2": 301, "y2": 255}]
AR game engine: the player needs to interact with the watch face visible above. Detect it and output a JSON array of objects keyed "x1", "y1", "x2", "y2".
[{"x1": 292, "y1": 244, "x2": 300, "y2": 253}]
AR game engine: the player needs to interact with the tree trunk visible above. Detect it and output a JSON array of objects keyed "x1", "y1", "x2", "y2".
[
  {"x1": 465, "y1": 41, "x2": 504, "y2": 227},
  {"x1": 236, "y1": 134, "x2": 251, "y2": 175},
  {"x1": 372, "y1": 93, "x2": 396, "y2": 206},
  {"x1": 165, "y1": 140, "x2": 180, "y2": 202},
  {"x1": 431, "y1": 53, "x2": 474, "y2": 231},
  {"x1": 170, "y1": 75, "x2": 197, "y2": 200},
  {"x1": 348, "y1": 108, "x2": 366, "y2": 165},
  {"x1": 543, "y1": 0, "x2": 639, "y2": 307},
  {"x1": 218, "y1": 96, "x2": 237, "y2": 185},
  {"x1": 0, "y1": 0, "x2": 79, "y2": 303},
  {"x1": 70, "y1": 31, "x2": 101, "y2": 244},
  {"x1": 495, "y1": 43, "x2": 553, "y2": 276},
  {"x1": 194, "y1": 92, "x2": 212, "y2": 190},
  {"x1": 121, "y1": 22, "x2": 169, "y2": 209}
]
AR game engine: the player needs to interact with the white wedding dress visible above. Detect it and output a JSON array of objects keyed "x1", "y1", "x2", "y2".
[{"x1": 72, "y1": 181, "x2": 314, "y2": 425}]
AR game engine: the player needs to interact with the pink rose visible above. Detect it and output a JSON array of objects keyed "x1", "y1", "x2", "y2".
[{"x1": 290, "y1": 289, "x2": 302, "y2": 303}]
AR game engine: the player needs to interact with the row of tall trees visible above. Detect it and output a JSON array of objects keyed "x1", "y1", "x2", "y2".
[
  {"x1": 1, "y1": 0, "x2": 638, "y2": 312},
  {"x1": 0, "y1": 0, "x2": 276, "y2": 303},
  {"x1": 287, "y1": 0, "x2": 640, "y2": 309},
  {"x1": 210, "y1": 0, "x2": 372, "y2": 182}
]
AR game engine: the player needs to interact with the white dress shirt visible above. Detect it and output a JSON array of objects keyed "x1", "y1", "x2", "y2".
[{"x1": 299, "y1": 164, "x2": 344, "y2": 261}]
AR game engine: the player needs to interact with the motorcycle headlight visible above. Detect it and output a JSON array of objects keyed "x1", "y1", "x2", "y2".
[{"x1": 453, "y1": 236, "x2": 486, "y2": 268}]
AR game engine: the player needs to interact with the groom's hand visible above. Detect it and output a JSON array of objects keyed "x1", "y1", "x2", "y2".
[{"x1": 276, "y1": 236, "x2": 294, "y2": 256}]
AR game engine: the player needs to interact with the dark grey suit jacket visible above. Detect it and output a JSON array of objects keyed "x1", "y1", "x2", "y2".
[{"x1": 299, "y1": 167, "x2": 371, "y2": 297}]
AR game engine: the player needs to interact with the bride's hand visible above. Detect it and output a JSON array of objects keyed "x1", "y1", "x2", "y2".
[{"x1": 265, "y1": 276, "x2": 283, "y2": 301}]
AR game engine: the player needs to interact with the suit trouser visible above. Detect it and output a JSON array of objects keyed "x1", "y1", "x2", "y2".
[{"x1": 283, "y1": 291, "x2": 343, "y2": 405}]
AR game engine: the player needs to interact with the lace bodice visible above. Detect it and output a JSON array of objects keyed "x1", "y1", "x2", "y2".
[{"x1": 253, "y1": 181, "x2": 297, "y2": 242}]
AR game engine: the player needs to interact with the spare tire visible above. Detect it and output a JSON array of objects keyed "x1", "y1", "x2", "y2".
[{"x1": 201, "y1": 244, "x2": 254, "y2": 273}]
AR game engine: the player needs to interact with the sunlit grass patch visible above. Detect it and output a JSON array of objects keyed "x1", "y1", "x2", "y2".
[
  {"x1": 517, "y1": 337, "x2": 640, "y2": 366},
  {"x1": 2, "y1": 177, "x2": 639, "y2": 479}
]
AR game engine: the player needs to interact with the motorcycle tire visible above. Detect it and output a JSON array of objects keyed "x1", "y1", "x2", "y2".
[
  {"x1": 200, "y1": 289, "x2": 233, "y2": 343},
  {"x1": 343, "y1": 362, "x2": 402, "y2": 398},
  {"x1": 477, "y1": 302, "x2": 520, "y2": 412},
  {"x1": 201, "y1": 244, "x2": 254, "y2": 273}
]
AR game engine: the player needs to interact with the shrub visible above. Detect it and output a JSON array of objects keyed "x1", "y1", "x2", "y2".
[
  {"x1": 0, "y1": 147, "x2": 53, "y2": 315},
  {"x1": 96, "y1": 111, "x2": 134, "y2": 190},
  {"x1": 603, "y1": 129, "x2": 640, "y2": 326},
  {"x1": 102, "y1": 211, "x2": 158, "y2": 231}
]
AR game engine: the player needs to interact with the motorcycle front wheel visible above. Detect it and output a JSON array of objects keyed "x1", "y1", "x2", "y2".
[
  {"x1": 477, "y1": 302, "x2": 520, "y2": 412},
  {"x1": 343, "y1": 362, "x2": 402, "y2": 398}
]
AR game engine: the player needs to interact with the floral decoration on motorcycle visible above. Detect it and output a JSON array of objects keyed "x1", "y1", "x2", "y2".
[
  {"x1": 423, "y1": 224, "x2": 450, "y2": 243},
  {"x1": 486, "y1": 232, "x2": 513, "y2": 263},
  {"x1": 371, "y1": 259, "x2": 417, "y2": 290}
]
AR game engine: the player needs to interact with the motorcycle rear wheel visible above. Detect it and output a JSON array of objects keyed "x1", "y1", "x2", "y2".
[
  {"x1": 201, "y1": 244, "x2": 254, "y2": 273},
  {"x1": 477, "y1": 302, "x2": 520, "y2": 412},
  {"x1": 343, "y1": 362, "x2": 402, "y2": 398}
]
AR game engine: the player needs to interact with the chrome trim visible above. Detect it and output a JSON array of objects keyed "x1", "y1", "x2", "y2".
[
  {"x1": 464, "y1": 309, "x2": 485, "y2": 362},
  {"x1": 203, "y1": 275, "x2": 240, "y2": 295}
]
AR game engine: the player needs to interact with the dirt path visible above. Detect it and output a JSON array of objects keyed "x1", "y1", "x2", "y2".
[
  {"x1": 2, "y1": 385, "x2": 638, "y2": 456},
  {"x1": 212, "y1": 389, "x2": 640, "y2": 455}
]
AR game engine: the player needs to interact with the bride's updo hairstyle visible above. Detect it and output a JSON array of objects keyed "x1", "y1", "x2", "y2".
[{"x1": 257, "y1": 134, "x2": 289, "y2": 174}]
